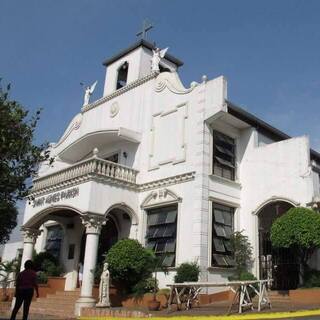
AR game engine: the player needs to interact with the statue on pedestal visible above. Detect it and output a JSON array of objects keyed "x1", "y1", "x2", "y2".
[
  {"x1": 96, "y1": 262, "x2": 110, "y2": 308},
  {"x1": 151, "y1": 47, "x2": 168, "y2": 73}
]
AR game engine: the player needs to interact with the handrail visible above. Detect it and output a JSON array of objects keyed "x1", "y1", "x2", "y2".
[{"x1": 32, "y1": 157, "x2": 138, "y2": 192}]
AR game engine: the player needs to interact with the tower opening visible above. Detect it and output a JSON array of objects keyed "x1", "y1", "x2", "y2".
[{"x1": 116, "y1": 62, "x2": 129, "y2": 90}]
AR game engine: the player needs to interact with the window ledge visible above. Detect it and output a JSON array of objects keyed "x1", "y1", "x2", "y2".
[
  {"x1": 209, "y1": 174, "x2": 242, "y2": 189},
  {"x1": 207, "y1": 266, "x2": 236, "y2": 272}
]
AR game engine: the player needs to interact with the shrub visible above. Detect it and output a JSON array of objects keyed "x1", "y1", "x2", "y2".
[
  {"x1": 304, "y1": 269, "x2": 320, "y2": 288},
  {"x1": 37, "y1": 271, "x2": 48, "y2": 284},
  {"x1": 229, "y1": 271, "x2": 256, "y2": 281},
  {"x1": 174, "y1": 262, "x2": 200, "y2": 283},
  {"x1": 33, "y1": 252, "x2": 58, "y2": 272},
  {"x1": 132, "y1": 277, "x2": 158, "y2": 297},
  {"x1": 42, "y1": 259, "x2": 63, "y2": 277},
  {"x1": 105, "y1": 239, "x2": 155, "y2": 293}
]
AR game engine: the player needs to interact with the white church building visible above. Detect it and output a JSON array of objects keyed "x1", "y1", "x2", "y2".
[{"x1": 11, "y1": 39, "x2": 320, "y2": 313}]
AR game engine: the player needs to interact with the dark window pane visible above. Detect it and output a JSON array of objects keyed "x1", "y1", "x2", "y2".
[
  {"x1": 214, "y1": 224, "x2": 226, "y2": 237},
  {"x1": 224, "y1": 240, "x2": 232, "y2": 252},
  {"x1": 166, "y1": 210, "x2": 177, "y2": 223},
  {"x1": 165, "y1": 239, "x2": 176, "y2": 253},
  {"x1": 155, "y1": 241, "x2": 166, "y2": 253},
  {"x1": 146, "y1": 241, "x2": 156, "y2": 250},
  {"x1": 212, "y1": 203, "x2": 234, "y2": 268},
  {"x1": 146, "y1": 205, "x2": 177, "y2": 267},
  {"x1": 224, "y1": 226, "x2": 233, "y2": 238},
  {"x1": 163, "y1": 224, "x2": 176, "y2": 237},
  {"x1": 147, "y1": 214, "x2": 158, "y2": 226},
  {"x1": 213, "y1": 130, "x2": 235, "y2": 180},
  {"x1": 157, "y1": 212, "x2": 167, "y2": 224},
  {"x1": 223, "y1": 211, "x2": 233, "y2": 226},
  {"x1": 213, "y1": 254, "x2": 228, "y2": 266},
  {"x1": 162, "y1": 254, "x2": 175, "y2": 267},
  {"x1": 213, "y1": 238, "x2": 225, "y2": 252},
  {"x1": 225, "y1": 256, "x2": 236, "y2": 266},
  {"x1": 214, "y1": 209, "x2": 224, "y2": 224}
]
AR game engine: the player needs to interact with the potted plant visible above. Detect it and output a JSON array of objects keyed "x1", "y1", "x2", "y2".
[{"x1": 147, "y1": 256, "x2": 166, "y2": 311}]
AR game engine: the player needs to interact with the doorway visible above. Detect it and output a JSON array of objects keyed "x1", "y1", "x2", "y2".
[{"x1": 258, "y1": 201, "x2": 299, "y2": 290}]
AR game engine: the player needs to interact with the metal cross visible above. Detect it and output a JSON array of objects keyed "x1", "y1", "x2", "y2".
[{"x1": 136, "y1": 19, "x2": 153, "y2": 39}]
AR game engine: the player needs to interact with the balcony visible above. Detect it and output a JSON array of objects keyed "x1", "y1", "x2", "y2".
[{"x1": 31, "y1": 157, "x2": 139, "y2": 195}]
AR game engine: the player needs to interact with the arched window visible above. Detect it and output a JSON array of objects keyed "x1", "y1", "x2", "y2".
[{"x1": 116, "y1": 62, "x2": 129, "y2": 90}]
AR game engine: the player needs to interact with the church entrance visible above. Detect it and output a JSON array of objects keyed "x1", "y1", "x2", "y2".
[
  {"x1": 258, "y1": 201, "x2": 299, "y2": 290},
  {"x1": 79, "y1": 207, "x2": 133, "y2": 265},
  {"x1": 97, "y1": 217, "x2": 118, "y2": 264}
]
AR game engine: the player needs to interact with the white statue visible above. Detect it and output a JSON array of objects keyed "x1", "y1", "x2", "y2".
[
  {"x1": 83, "y1": 81, "x2": 97, "y2": 106},
  {"x1": 151, "y1": 47, "x2": 168, "y2": 73},
  {"x1": 96, "y1": 262, "x2": 110, "y2": 308}
]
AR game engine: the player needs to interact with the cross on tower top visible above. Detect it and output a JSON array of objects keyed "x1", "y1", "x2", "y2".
[{"x1": 136, "y1": 19, "x2": 153, "y2": 40}]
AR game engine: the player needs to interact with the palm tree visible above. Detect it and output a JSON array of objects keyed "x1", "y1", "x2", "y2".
[{"x1": 0, "y1": 259, "x2": 18, "y2": 301}]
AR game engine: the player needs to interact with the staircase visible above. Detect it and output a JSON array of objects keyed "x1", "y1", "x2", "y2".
[{"x1": 30, "y1": 289, "x2": 80, "y2": 318}]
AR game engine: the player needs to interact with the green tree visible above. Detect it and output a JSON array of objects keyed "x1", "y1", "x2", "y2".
[
  {"x1": 271, "y1": 207, "x2": 320, "y2": 283},
  {"x1": 105, "y1": 239, "x2": 155, "y2": 293},
  {"x1": 0, "y1": 80, "x2": 51, "y2": 243},
  {"x1": 230, "y1": 231, "x2": 253, "y2": 279}
]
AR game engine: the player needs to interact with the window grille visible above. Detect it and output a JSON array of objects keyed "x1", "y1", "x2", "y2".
[
  {"x1": 212, "y1": 203, "x2": 235, "y2": 267},
  {"x1": 213, "y1": 130, "x2": 236, "y2": 180},
  {"x1": 45, "y1": 225, "x2": 63, "y2": 259},
  {"x1": 145, "y1": 205, "x2": 177, "y2": 267}
]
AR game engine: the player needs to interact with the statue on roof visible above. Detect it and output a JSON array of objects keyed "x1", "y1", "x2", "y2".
[
  {"x1": 82, "y1": 80, "x2": 98, "y2": 106},
  {"x1": 151, "y1": 47, "x2": 168, "y2": 73}
]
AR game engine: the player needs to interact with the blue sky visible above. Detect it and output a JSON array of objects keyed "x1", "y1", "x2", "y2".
[{"x1": 1, "y1": 0, "x2": 320, "y2": 150}]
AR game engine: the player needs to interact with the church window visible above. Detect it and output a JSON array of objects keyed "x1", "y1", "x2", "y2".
[
  {"x1": 145, "y1": 205, "x2": 177, "y2": 267},
  {"x1": 45, "y1": 225, "x2": 63, "y2": 259},
  {"x1": 213, "y1": 130, "x2": 236, "y2": 180},
  {"x1": 116, "y1": 62, "x2": 129, "y2": 90},
  {"x1": 212, "y1": 203, "x2": 235, "y2": 267}
]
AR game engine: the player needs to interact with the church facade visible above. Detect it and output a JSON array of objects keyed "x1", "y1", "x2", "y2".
[{"x1": 16, "y1": 39, "x2": 320, "y2": 314}]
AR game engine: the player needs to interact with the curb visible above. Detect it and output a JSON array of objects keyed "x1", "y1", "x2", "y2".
[{"x1": 80, "y1": 308, "x2": 320, "y2": 320}]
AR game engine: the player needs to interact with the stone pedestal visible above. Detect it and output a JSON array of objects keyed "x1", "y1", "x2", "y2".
[{"x1": 75, "y1": 297, "x2": 96, "y2": 316}]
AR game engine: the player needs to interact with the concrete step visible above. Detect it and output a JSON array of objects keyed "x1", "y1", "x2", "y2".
[
  {"x1": 53, "y1": 290, "x2": 80, "y2": 296},
  {"x1": 28, "y1": 290, "x2": 80, "y2": 318},
  {"x1": 30, "y1": 308, "x2": 74, "y2": 318},
  {"x1": 38, "y1": 295, "x2": 79, "y2": 302},
  {"x1": 48, "y1": 292, "x2": 79, "y2": 298},
  {"x1": 30, "y1": 305, "x2": 75, "y2": 314},
  {"x1": 31, "y1": 302, "x2": 75, "y2": 310}
]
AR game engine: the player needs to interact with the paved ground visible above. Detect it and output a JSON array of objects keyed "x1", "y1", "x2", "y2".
[{"x1": 1, "y1": 300, "x2": 320, "y2": 319}]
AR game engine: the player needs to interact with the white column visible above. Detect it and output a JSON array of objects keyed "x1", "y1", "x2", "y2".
[
  {"x1": 20, "y1": 228, "x2": 42, "y2": 271},
  {"x1": 75, "y1": 214, "x2": 106, "y2": 316}
]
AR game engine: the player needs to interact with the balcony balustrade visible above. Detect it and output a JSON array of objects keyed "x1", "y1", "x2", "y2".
[{"x1": 32, "y1": 157, "x2": 139, "y2": 193}]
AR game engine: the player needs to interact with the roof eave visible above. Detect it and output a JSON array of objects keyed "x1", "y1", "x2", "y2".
[
  {"x1": 102, "y1": 39, "x2": 184, "y2": 67},
  {"x1": 226, "y1": 100, "x2": 320, "y2": 162}
]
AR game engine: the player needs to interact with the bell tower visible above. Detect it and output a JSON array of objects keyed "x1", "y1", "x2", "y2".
[{"x1": 102, "y1": 39, "x2": 183, "y2": 96}]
